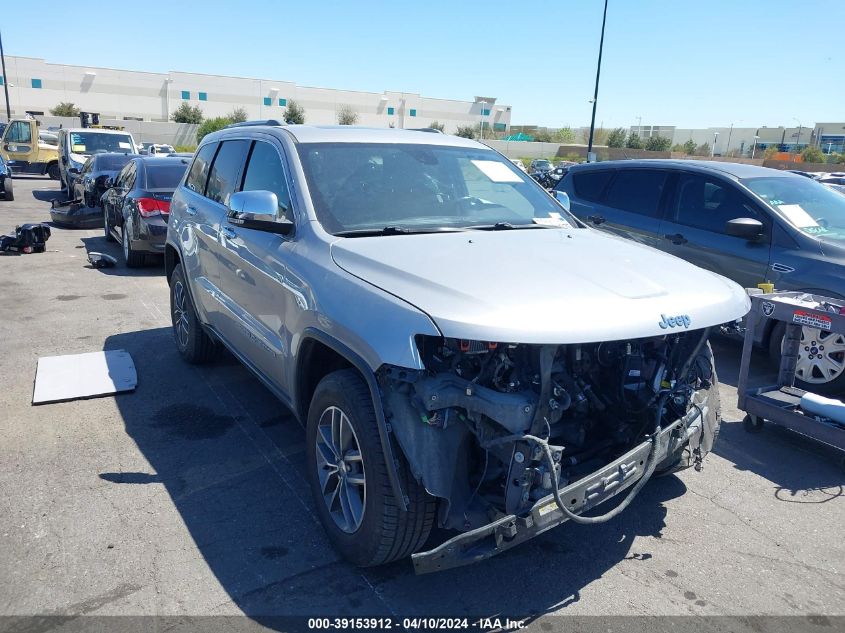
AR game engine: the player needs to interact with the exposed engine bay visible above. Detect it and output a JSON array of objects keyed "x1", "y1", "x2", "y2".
[{"x1": 380, "y1": 329, "x2": 718, "y2": 533}]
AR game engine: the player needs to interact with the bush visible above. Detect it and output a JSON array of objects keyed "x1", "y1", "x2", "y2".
[
  {"x1": 645, "y1": 135, "x2": 671, "y2": 151},
  {"x1": 683, "y1": 139, "x2": 697, "y2": 155},
  {"x1": 533, "y1": 129, "x2": 553, "y2": 143},
  {"x1": 228, "y1": 107, "x2": 248, "y2": 123},
  {"x1": 607, "y1": 128, "x2": 626, "y2": 148},
  {"x1": 196, "y1": 117, "x2": 231, "y2": 143},
  {"x1": 763, "y1": 145, "x2": 780, "y2": 159},
  {"x1": 171, "y1": 103, "x2": 204, "y2": 124},
  {"x1": 50, "y1": 102, "x2": 80, "y2": 117},
  {"x1": 337, "y1": 105, "x2": 358, "y2": 125},
  {"x1": 625, "y1": 133, "x2": 643, "y2": 149},
  {"x1": 455, "y1": 125, "x2": 476, "y2": 139},
  {"x1": 694, "y1": 142, "x2": 711, "y2": 157},
  {"x1": 428, "y1": 121, "x2": 446, "y2": 132},
  {"x1": 174, "y1": 145, "x2": 196, "y2": 153},
  {"x1": 285, "y1": 100, "x2": 305, "y2": 124},
  {"x1": 801, "y1": 145, "x2": 826, "y2": 164},
  {"x1": 556, "y1": 127, "x2": 576, "y2": 143}
]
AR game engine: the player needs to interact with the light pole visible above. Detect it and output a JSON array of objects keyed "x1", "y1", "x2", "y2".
[
  {"x1": 637, "y1": 115, "x2": 642, "y2": 137},
  {"x1": 828, "y1": 142, "x2": 834, "y2": 154},
  {"x1": 479, "y1": 100, "x2": 487, "y2": 140},
  {"x1": 726, "y1": 122, "x2": 734, "y2": 155},
  {"x1": 164, "y1": 77, "x2": 173, "y2": 121},
  {"x1": 751, "y1": 134, "x2": 760, "y2": 159},
  {"x1": 712, "y1": 131, "x2": 719, "y2": 157},
  {"x1": 793, "y1": 117, "x2": 802, "y2": 157},
  {"x1": 0, "y1": 29, "x2": 11, "y2": 121},
  {"x1": 587, "y1": 0, "x2": 609, "y2": 161}
]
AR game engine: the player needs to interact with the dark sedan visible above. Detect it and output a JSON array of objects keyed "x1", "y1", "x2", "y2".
[
  {"x1": 102, "y1": 156, "x2": 189, "y2": 267},
  {"x1": 73, "y1": 153, "x2": 135, "y2": 208}
]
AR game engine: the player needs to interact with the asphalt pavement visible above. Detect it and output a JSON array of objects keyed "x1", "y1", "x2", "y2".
[{"x1": 0, "y1": 175, "x2": 843, "y2": 630}]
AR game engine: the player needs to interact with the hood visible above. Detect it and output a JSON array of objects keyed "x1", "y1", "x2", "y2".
[{"x1": 331, "y1": 228, "x2": 750, "y2": 344}]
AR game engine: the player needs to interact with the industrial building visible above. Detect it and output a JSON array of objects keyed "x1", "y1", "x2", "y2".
[{"x1": 0, "y1": 55, "x2": 513, "y2": 134}]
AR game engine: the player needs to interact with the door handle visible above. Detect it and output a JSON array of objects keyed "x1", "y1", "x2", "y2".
[
  {"x1": 586, "y1": 214, "x2": 605, "y2": 225},
  {"x1": 664, "y1": 233, "x2": 688, "y2": 245},
  {"x1": 185, "y1": 205, "x2": 198, "y2": 216},
  {"x1": 222, "y1": 226, "x2": 237, "y2": 240}
]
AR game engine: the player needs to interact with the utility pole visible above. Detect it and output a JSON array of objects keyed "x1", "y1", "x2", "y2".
[
  {"x1": 0, "y1": 30, "x2": 11, "y2": 121},
  {"x1": 587, "y1": 0, "x2": 609, "y2": 161}
]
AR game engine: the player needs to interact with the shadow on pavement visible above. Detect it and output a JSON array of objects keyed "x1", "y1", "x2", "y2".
[
  {"x1": 102, "y1": 326, "x2": 689, "y2": 624},
  {"x1": 79, "y1": 235, "x2": 164, "y2": 276}
]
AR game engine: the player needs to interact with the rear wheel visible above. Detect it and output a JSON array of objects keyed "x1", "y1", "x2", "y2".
[
  {"x1": 122, "y1": 218, "x2": 145, "y2": 268},
  {"x1": 169, "y1": 263, "x2": 216, "y2": 364},
  {"x1": 3, "y1": 181, "x2": 13, "y2": 201},
  {"x1": 47, "y1": 163, "x2": 60, "y2": 181},
  {"x1": 103, "y1": 206, "x2": 115, "y2": 242},
  {"x1": 306, "y1": 369, "x2": 436, "y2": 567}
]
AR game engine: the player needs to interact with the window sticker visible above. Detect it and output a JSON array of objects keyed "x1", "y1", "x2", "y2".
[
  {"x1": 777, "y1": 203, "x2": 817, "y2": 228},
  {"x1": 533, "y1": 212, "x2": 571, "y2": 228},
  {"x1": 470, "y1": 160, "x2": 523, "y2": 183},
  {"x1": 71, "y1": 144, "x2": 87, "y2": 153},
  {"x1": 118, "y1": 142, "x2": 131, "y2": 149}
]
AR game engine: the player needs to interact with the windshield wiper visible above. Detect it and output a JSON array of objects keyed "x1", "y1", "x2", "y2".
[
  {"x1": 335, "y1": 226, "x2": 465, "y2": 237},
  {"x1": 466, "y1": 222, "x2": 550, "y2": 231}
]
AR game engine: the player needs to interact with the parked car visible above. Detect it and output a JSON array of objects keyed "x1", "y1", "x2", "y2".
[
  {"x1": 73, "y1": 153, "x2": 135, "y2": 208},
  {"x1": 103, "y1": 156, "x2": 189, "y2": 267},
  {"x1": 0, "y1": 154, "x2": 13, "y2": 201},
  {"x1": 510, "y1": 158, "x2": 527, "y2": 172},
  {"x1": 165, "y1": 124, "x2": 747, "y2": 571},
  {"x1": 820, "y1": 177, "x2": 845, "y2": 186},
  {"x1": 56, "y1": 127, "x2": 137, "y2": 193},
  {"x1": 555, "y1": 160, "x2": 845, "y2": 393},
  {"x1": 529, "y1": 158, "x2": 553, "y2": 174},
  {"x1": 141, "y1": 143, "x2": 177, "y2": 156}
]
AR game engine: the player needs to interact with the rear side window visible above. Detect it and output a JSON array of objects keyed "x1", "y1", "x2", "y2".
[
  {"x1": 240, "y1": 141, "x2": 292, "y2": 219},
  {"x1": 185, "y1": 143, "x2": 217, "y2": 195},
  {"x1": 146, "y1": 164, "x2": 189, "y2": 190},
  {"x1": 603, "y1": 169, "x2": 668, "y2": 218},
  {"x1": 573, "y1": 170, "x2": 614, "y2": 202},
  {"x1": 206, "y1": 140, "x2": 249, "y2": 206}
]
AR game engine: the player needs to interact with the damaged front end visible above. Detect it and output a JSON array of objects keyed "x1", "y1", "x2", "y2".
[{"x1": 379, "y1": 329, "x2": 720, "y2": 573}]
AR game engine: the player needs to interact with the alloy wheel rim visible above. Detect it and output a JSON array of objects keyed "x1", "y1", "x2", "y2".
[
  {"x1": 793, "y1": 326, "x2": 845, "y2": 384},
  {"x1": 315, "y1": 406, "x2": 366, "y2": 533},
  {"x1": 172, "y1": 281, "x2": 190, "y2": 348}
]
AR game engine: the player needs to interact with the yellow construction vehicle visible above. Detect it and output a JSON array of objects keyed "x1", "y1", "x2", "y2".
[{"x1": 0, "y1": 117, "x2": 60, "y2": 180}]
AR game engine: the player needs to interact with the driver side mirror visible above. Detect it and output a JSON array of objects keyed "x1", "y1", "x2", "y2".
[
  {"x1": 553, "y1": 190, "x2": 571, "y2": 213},
  {"x1": 725, "y1": 217, "x2": 764, "y2": 240},
  {"x1": 227, "y1": 190, "x2": 294, "y2": 236}
]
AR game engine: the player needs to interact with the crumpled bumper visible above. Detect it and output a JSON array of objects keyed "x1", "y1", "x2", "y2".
[
  {"x1": 411, "y1": 407, "x2": 706, "y2": 574},
  {"x1": 50, "y1": 203, "x2": 103, "y2": 229}
]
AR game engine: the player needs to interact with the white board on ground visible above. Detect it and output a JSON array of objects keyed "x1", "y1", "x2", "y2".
[{"x1": 33, "y1": 350, "x2": 137, "y2": 405}]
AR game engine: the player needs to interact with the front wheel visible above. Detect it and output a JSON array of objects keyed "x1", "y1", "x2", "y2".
[
  {"x1": 47, "y1": 163, "x2": 60, "y2": 180},
  {"x1": 169, "y1": 263, "x2": 216, "y2": 364},
  {"x1": 3, "y1": 182, "x2": 13, "y2": 201},
  {"x1": 306, "y1": 369, "x2": 436, "y2": 567}
]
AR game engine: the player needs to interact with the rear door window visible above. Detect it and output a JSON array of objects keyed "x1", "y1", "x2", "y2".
[
  {"x1": 603, "y1": 169, "x2": 668, "y2": 218},
  {"x1": 573, "y1": 170, "x2": 614, "y2": 202},
  {"x1": 185, "y1": 142, "x2": 218, "y2": 195},
  {"x1": 206, "y1": 140, "x2": 249, "y2": 206}
]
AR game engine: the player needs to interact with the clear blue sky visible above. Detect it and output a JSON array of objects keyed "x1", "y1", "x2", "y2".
[{"x1": 4, "y1": 0, "x2": 843, "y2": 128}]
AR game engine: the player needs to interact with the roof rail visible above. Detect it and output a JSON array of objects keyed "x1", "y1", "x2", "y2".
[{"x1": 225, "y1": 119, "x2": 285, "y2": 129}]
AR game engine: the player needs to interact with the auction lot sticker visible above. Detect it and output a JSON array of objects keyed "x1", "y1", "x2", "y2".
[{"x1": 792, "y1": 309, "x2": 832, "y2": 330}]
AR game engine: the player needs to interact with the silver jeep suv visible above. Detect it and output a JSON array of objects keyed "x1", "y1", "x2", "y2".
[{"x1": 165, "y1": 123, "x2": 749, "y2": 572}]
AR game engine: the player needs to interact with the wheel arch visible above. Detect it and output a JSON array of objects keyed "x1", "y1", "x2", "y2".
[
  {"x1": 164, "y1": 244, "x2": 181, "y2": 282},
  {"x1": 295, "y1": 328, "x2": 408, "y2": 511}
]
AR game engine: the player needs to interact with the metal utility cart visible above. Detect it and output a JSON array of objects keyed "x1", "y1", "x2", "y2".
[{"x1": 737, "y1": 291, "x2": 845, "y2": 466}]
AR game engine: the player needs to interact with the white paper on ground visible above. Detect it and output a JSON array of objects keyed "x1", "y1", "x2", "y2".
[
  {"x1": 777, "y1": 204, "x2": 818, "y2": 228},
  {"x1": 33, "y1": 350, "x2": 137, "y2": 405},
  {"x1": 470, "y1": 160, "x2": 523, "y2": 183}
]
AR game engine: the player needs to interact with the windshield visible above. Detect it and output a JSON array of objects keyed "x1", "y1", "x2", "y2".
[
  {"x1": 296, "y1": 143, "x2": 574, "y2": 235},
  {"x1": 145, "y1": 164, "x2": 188, "y2": 189},
  {"x1": 744, "y1": 176, "x2": 845, "y2": 241},
  {"x1": 69, "y1": 132, "x2": 134, "y2": 156},
  {"x1": 534, "y1": 160, "x2": 552, "y2": 170}
]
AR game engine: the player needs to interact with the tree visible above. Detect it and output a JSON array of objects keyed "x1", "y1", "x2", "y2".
[
  {"x1": 172, "y1": 103, "x2": 204, "y2": 124},
  {"x1": 555, "y1": 127, "x2": 576, "y2": 143},
  {"x1": 625, "y1": 133, "x2": 643, "y2": 149},
  {"x1": 801, "y1": 145, "x2": 826, "y2": 164},
  {"x1": 533, "y1": 129, "x2": 554, "y2": 143},
  {"x1": 694, "y1": 142, "x2": 711, "y2": 157},
  {"x1": 196, "y1": 116, "x2": 231, "y2": 143},
  {"x1": 228, "y1": 107, "x2": 248, "y2": 123},
  {"x1": 428, "y1": 121, "x2": 446, "y2": 132},
  {"x1": 454, "y1": 125, "x2": 476, "y2": 139},
  {"x1": 284, "y1": 100, "x2": 306, "y2": 124},
  {"x1": 683, "y1": 139, "x2": 697, "y2": 155},
  {"x1": 50, "y1": 102, "x2": 80, "y2": 117},
  {"x1": 763, "y1": 145, "x2": 780, "y2": 159},
  {"x1": 607, "y1": 127, "x2": 626, "y2": 148},
  {"x1": 337, "y1": 105, "x2": 358, "y2": 125},
  {"x1": 645, "y1": 135, "x2": 671, "y2": 151}
]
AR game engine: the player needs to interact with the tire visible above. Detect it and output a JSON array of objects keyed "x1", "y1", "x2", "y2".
[
  {"x1": 103, "y1": 206, "x2": 115, "y2": 242},
  {"x1": 306, "y1": 369, "x2": 436, "y2": 567},
  {"x1": 3, "y1": 183, "x2": 13, "y2": 201},
  {"x1": 769, "y1": 322, "x2": 845, "y2": 396},
  {"x1": 47, "y1": 163, "x2": 60, "y2": 181},
  {"x1": 169, "y1": 263, "x2": 216, "y2": 364},
  {"x1": 122, "y1": 218, "x2": 145, "y2": 268}
]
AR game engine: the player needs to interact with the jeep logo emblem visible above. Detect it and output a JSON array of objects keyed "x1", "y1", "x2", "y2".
[{"x1": 659, "y1": 314, "x2": 691, "y2": 329}]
